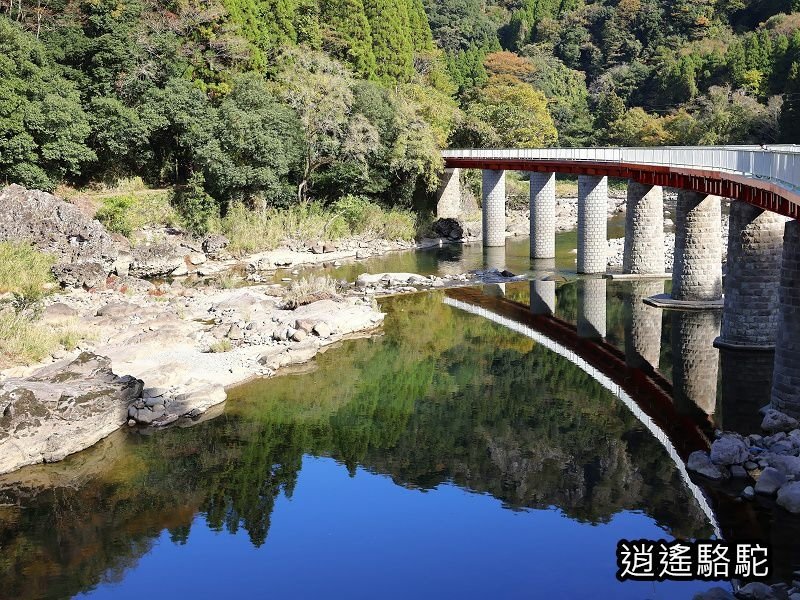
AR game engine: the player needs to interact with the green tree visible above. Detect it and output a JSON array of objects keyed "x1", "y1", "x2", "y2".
[
  {"x1": 363, "y1": 0, "x2": 416, "y2": 82},
  {"x1": 319, "y1": 0, "x2": 377, "y2": 78},
  {"x1": 0, "y1": 17, "x2": 94, "y2": 189},
  {"x1": 467, "y1": 75, "x2": 558, "y2": 147}
]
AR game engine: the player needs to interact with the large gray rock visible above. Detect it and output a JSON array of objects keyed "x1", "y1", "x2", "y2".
[
  {"x1": 0, "y1": 184, "x2": 119, "y2": 285},
  {"x1": 735, "y1": 582, "x2": 777, "y2": 600},
  {"x1": 710, "y1": 434, "x2": 749, "y2": 465},
  {"x1": 0, "y1": 352, "x2": 143, "y2": 475},
  {"x1": 777, "y1": 482, "x2": 800, "y2": 513},
  {"x1": 762, "y1": 409, "x2": 800, "y2": 434},
  {"x1": 432, "y1": 218, "x2": 464, "y2": 241},
  {"x1": 51, "y1": 262, "x2": 107, "y2": 289},
  {"x1": 755, "y1": 467, "x2": 785, "y2": 495},
  {"x1": 129, "y1": 242, "x2": 187, "y2": 278},
  {"x1": 688, "y1": 450, "x2": 727, "y2": 480}
]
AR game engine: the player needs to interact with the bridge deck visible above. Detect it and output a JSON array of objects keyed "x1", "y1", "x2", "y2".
[{"x1": 443, "y1": 146, "x2": 800, "y2": 219}]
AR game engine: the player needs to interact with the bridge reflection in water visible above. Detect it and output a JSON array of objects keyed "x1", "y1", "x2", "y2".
[
  {"x1": 443, "y1": 279, "x2": 800, "y2": 581},
  {"x1": 443, "y1": 284, "x2": 721, "y2": 537}
]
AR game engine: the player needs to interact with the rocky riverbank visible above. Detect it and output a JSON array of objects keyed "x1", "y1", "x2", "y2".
[{"x1": 0, "y1": 184, "x2": 495, "y2": 475}]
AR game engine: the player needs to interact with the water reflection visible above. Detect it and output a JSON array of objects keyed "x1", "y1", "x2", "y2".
[
  {"x1": 577, "y1": 278, "x2": 607, "y2": 339},
  {"x1": 719, "y1": 348, "x2": 775, "y2": 433},
  {"x1": 671, "y1": 311, "x2": 721, "y2": 416},
  {"x1": 0, "y1": 285, "x2": 718, "y2": 600},
  {"x1": 529, "y1": 279, "x2": 556, "y2": 315},
  {"x1": 624, "y1": 280, "x2": 664, "y2": 370}
]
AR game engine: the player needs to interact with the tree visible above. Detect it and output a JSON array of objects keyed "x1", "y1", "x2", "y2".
[
  {"x1": 319, "y1": 0, "x2": 377, "y2": 78},
  {"x1": 0, "y1": 17, "x2": 94, "y2": 189},
  {"x1": 273, "y1": 49, "x2": 376, "y2": 201},
  {"x1": 363, "y1": 0, "x2": 415, "y2": 82},
  {"x1": 203, "y1": 74, "x2": 304, "y2": 208},
  {"x1": 606, "y1": 107, "x2": 669, "y2": 146},
  {"x1": 466, "y1": 75, "x2": 557, "y2": 147}
]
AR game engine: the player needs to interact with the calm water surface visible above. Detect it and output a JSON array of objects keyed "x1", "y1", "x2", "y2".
[{"x1": 0, "y1": 229, "x2": 784, "y2": 600}]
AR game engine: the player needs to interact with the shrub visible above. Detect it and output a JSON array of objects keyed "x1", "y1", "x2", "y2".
[
  {"x1": 172, "y1": 173, "x2": 219, "y2": 236},
  {"x1": 0, "y1": 313, "x2": 90, "y2": 366},
  {"x1": 209, "y1": 339, "x2": 232, "y2": 353},
  {"x1": 95, "y1": 191, "x2": 178, "y2": 237},
  {"x1": 0, "y1": 242, "x2": 55, "y2": 306},
  {"x1": 282, "y1": 275, "x2": 339, "y2": 309}
]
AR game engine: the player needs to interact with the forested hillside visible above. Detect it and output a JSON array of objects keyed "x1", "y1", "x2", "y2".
[{"x1": 2, "y1": 0, "x2": 799, "y2": 227}]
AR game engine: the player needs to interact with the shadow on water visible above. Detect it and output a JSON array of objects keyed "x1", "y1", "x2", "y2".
[{"x1": 0, "y1": 230, "x2": 794, "y2": 599}]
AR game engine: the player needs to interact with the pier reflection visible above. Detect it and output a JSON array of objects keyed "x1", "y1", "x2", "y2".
[
  {"x1": 671, "y1": 310, "x2": 721, "y2": 416},
  {"x1": 719, "y1": 348, "x2": 775, "y2": 433},
  {"x1": 624, "y1": 280, "x2": 664, "y2": 370},
  {"x1": 577, "y1": 278, "x2": 606, "y2": 339}
]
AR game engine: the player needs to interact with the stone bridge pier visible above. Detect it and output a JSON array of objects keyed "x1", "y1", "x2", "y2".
[
  {"x1": 482, "y1": 169, "x2": 506, "y2": 247},
  {"x1": 530, "y1": 172, "x2": 556, "y2": 259},
  {"x1": 623, "y1": 182, "x2": 665, "y2": 276},
  {"x1": 771, "y1": 220, "x2": 800, "y2": 416},
  {"x1": 577, "y1": 175, "x2": 608, "y2": 274},
  {"x1": 577, "y1": 278, "x2": 607, "y2": 339},
  {"x1": 716, "y1": 202, "x2": 787, "y2": 350}
]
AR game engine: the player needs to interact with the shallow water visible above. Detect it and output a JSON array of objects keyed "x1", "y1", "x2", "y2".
[{"x1": 0, "y1": 227, "x2": 788, "y2": 600}]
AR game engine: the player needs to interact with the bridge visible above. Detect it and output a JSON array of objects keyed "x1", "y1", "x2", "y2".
[{"x1": 437, "y1": 146, "x2": 800, "y2": 420}]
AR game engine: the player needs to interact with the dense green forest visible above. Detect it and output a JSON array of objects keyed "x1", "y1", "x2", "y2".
[{"x1": 2, "y1": 0, "x2": 800, "y2": 228}]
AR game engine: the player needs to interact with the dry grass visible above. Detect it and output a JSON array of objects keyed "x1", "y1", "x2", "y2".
[
  {"x1": 0, "y1": 313, "x2": 93, "y2": 367},
  {"x1": 209, "y1": 339, "x2": 232, "y2": 353},
  {"x1": 0, "y1": 242, "x2": 55, "y2": 306},
  {"x1": 282, "y1": 275, "x2": 339, "y2": 309},
  {"x1": 215, "y1": 199, "x2": 417, "y2": 257}
]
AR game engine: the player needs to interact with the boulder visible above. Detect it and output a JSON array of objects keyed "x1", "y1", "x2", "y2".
[
  {"x1": 188, "y1": 252, "x2": 207, "y2": 266},
  {"x1": 688, "y1": 450, "x2": 727, "y2": 480},
  {"x1": 767, "y1": 454, "x2": 800, "y2": 478},
  {"x1": 431, "y1": 218, "x2": 464, "y2": 241},
  {"x1": 51, "y1": 262, "x2": 107, "y2": 289},
  {"x1": 0, "y1": 352, "x2": 143, "y2": 475},
  {"x1": 129, "y1": 242, "x2": 187, "y2": 278},
  {"x1": 755, "y1": 467, "x2": 785, "y2": 495},
  {"x1": 777, "y1": 482, "x2": 800, "y2": 513},
  {"x1": 313, "y1": 322, "x2": 331, "y2": 338},
  {"x1": 0, "y1": 184, "x2": 117, "y2": 270},
  {"x1": 201, "y1": 234, "x2": 229, "y2": 258},
  {"x1": 735, "y1": 582, "x2": 777, "y2": 600},
  {"x1": 762, "y1": 409, "x2": 800, "y2": 434},
  {"x1": 710, "y1": 434, "x2": 749, "y2": 466}
]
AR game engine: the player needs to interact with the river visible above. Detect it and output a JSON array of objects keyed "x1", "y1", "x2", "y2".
[{"x1": 0, "y1": 226, "x2": 786, "y2": 599}]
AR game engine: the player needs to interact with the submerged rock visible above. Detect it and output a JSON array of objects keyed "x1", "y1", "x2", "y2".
[
  {"x1": 0, "y1": 352, "x2": 143, "y2": 474},
  {"x1": 777, "y1": 482, "x2": 800, "y2": 513}
]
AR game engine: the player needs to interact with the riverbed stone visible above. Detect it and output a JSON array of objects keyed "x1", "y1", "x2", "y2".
[
  {"x1": 313, "y1": 322, "x2": 331, "y2": 338},
  {"x1": 0, "y1": 352, "x2": 143, "y2": 475},
  {"x1": 755, "y1": 467, "x2": 785, "y2": 495},
  {"x1": 731, "y1": 464, "x2": 748, "y2": 479},
  {"x1": 201, "y1": 234, "x2": 229, "y2": 258},
  {"x1": 52, "y1": 262, "x2": 108, "y2": 289},
  {"x1": 736, "y1": 582, "x2": 778, "y2": 600},
  {"x1": 689, "y1": 450, "x2": 727, "y2": 480},
  {"x1": 291, "y1": 329, "x2": 307, "y2": 342},
  {"x1": 129, "y1": 242, "x2": 187, "y2": 278},
  {"x1": 762, "y1": 409, "x2": 800, "y2": 434},
  {"x1": 710, "y1": 435, "x2": 749, "y2": 465},
  {"x1": 777, "y1": 482, "x2": 800, "y2": 513}
]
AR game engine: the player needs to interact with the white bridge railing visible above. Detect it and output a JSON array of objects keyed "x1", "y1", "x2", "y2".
[{"x1": 442, "y1": 145, "x2": 800, "y2": 204}]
